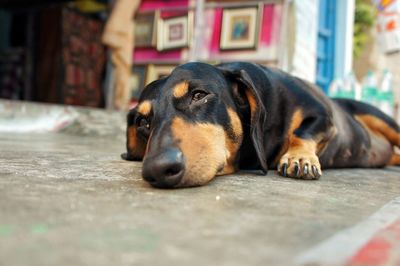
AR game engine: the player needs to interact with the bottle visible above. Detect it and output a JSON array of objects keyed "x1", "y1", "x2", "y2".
[
  {"x1": 328, "y1": 79, "x2": 343, "y2": 98},
  {"x1": 349, "y1": 72, "x2": 362, "y2": 101},
  {"x1": 378, "y1": 70, "x2": 394, "y2": 116},
  {"x1": 362, "y1": 70, "x2": 378, "y2": 106},
  {"x1": 343, "y1": 72, "x2": 361, "y2": 99},
  {"x1": 341, "y1": 75, "x2": 354, "y2": 99}
]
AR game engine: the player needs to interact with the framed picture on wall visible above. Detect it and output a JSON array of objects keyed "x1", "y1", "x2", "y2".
[
  {"x1": 134, "y1": 12, "x2": 158, "y2": 48},
  {"x1": 145, "y1": 64, "x2": 176, "y2": 85},
  {"x1": 157, "y1": 13, "x2": 192, "y2": 51},
  {"x1": 130, "y1": 65, "x2": 146, "y2": 100},
  {"x1": 219, "y1": 7, "x2": 260, "y2": 50}
]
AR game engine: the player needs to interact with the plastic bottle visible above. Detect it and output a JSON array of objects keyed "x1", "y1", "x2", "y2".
[
  {"x1": 378, "y1": 70, "x2": 394, "y2": 116},
  {"x1": 328, "y1": 79, "x2": 343, "y2": 98},
  {"x1": 349, "y1": 72, "x2": 362, "y2": 101},
  {"x1": 329, "y1": 73, "x2": 360, "y2": 99},
  {"x1": 340, "y1": 74, "x2": 354, "y2": 99},
  {"x1": 343, "y1": 72, "x2": 361, "y2": 100},
  {"x1": 361, "y1": 70, "x2": 378, "y2": 106}
]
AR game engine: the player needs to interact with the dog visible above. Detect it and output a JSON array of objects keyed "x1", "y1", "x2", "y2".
[{"x1": 121, "y1": 62, "x2": 400, "y2": 188}]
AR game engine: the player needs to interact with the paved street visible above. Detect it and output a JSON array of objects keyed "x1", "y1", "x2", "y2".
[{"x1": 1, "y1": 132, "x2": 400, "y2": 265}]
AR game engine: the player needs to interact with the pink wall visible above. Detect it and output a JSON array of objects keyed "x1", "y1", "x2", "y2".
[
  {"x1": 134, "y1": 2, "x2": 281, "y2": 63},
  {"x1": 139, "y1": 0, "x2": 188, "y2": 11},
  {"x1": 208, "y1": 4, "x2": 280, "y2": 61},
  {"x1": 134, "y1": 0, "x2": 189, "y2": 63}
]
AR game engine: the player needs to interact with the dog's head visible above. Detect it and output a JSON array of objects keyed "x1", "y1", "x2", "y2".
[{"x1": 122, "y1": 62, "x2": 268, "y2": 188}]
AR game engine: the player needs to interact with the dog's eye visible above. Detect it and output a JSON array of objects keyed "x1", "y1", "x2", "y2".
[
  {"x1": 138, "y1": 117, "x2": 150, "y2": 129},
  {"x1": 191, "y1": 91, "x2": 208, "y2": 103}
]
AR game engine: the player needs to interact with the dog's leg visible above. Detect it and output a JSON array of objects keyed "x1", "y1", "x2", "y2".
[
  {"x1": 278, "y1": 138, "x2": 322, "y2": 179},
  {"x1": 355, "y1": 115, "x2": 400, "y2": 167},
  {"x1": 390, "y1": 154, "x2": 400, "y2": 165},
  {"x1": 277, "y1": 110, "x2": 335, "y2": 180},
  {"x1": 355, "y1": 115, "x2": 400, "y2": 147}
]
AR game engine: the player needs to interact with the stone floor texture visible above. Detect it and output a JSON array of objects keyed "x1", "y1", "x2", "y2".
[{"x1": 1, "y1": 100, "x2": 400, "y2": 266}]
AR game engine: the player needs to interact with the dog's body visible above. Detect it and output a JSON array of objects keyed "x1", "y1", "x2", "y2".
[{"x1": 122, "y1": 62, "x2": 400, "y2": 188}]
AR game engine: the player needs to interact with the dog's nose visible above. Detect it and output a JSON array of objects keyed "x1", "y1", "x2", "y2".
[{"x1": 142, "y1": 148, "x2": 185, "y2": 188}]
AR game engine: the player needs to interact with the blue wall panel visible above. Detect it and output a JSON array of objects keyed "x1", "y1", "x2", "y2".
[{"x1": 316, "y1": 0, "x2": 336, "y2": 93}]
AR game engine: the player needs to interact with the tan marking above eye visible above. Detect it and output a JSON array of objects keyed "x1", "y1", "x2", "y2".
[
  {"x1": 137, "y1": 100, "x2": 152, "y2": 116},
  {"x1": 173, "y1": 81, "x2": 189, "y2": 98}
]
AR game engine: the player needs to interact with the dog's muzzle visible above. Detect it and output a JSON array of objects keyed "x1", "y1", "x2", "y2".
[{"x1": 142, "y1": 148, "x2": 185, "y2": 188}]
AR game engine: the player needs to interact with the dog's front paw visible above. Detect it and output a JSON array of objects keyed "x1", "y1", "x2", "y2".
[{"x1": 277, "y1": 152, "x2": 321, "y2": 180}]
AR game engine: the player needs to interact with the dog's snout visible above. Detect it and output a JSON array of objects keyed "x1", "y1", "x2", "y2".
[{"x1": 142, "y1": 148, "x2": 185, "y2": 188}]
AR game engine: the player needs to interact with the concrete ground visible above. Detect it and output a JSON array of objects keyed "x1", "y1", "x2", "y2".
[{"x1": 1, "y1": 101, "x2": 400, "y2": 266}]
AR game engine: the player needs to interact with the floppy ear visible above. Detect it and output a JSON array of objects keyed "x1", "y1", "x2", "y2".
[
  {"x1": 121, "y1": 108, "x2": 147, "y2": 161},
  {"x1": 217, "y1": 64, "x2": 269, "y2": 174}
]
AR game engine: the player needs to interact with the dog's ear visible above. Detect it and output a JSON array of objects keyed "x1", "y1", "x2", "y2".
[
  {"x1": 121, "y1": 108, "x2": 147, "y2": 161},
  {"x1": 217, "y1": 64, "x2": 268, "y2": 174}
]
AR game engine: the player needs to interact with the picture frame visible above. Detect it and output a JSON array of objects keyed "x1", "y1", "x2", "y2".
[
  {"x1": 145, "y1": 64, "x2": 176, "y2": 85},
  {"x1": 157, "y1": 13, "x2": 192, "y2": 51},
  {"x1": 219, "y1": 6, "x2": 260, "y2": 50},
  {"x1": 134, "y1": 12, "x2": 158, "y2": 48},
  {"x1": 130, "y1": 65, "x2": 146, "y2": 100}
]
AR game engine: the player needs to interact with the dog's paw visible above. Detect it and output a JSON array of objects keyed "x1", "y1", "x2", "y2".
[{"x1": 277, "y1": 152, "x2": 321, "y2": 180}]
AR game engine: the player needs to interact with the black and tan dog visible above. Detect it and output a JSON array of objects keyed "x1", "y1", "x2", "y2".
[{"x1": 122, "y1": 62, "x2": 400, "y2": 188}]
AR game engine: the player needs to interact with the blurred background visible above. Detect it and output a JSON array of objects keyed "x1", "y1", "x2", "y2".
[{"x1": 0, "y1": 0, "x2": 399, "y2": 123}]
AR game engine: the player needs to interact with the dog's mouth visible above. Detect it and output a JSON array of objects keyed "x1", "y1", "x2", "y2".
[
  {"x1": 141, "y1": 145, "x2": 231, "y2": 189},
  {"x1": 216, "y1": 163, "x2": 226, "y2": 175},
  {"x1": 140, "y1": 106, "x2": 244, "y2": 188}
]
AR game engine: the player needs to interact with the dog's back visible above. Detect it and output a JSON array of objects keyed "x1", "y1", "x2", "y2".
[
  {"x1": 228, "y1": 62, "x2": 400, "y2": 169},
  {"x1": 329, "y1": 98, "x2": 400, "y2": 167}
]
